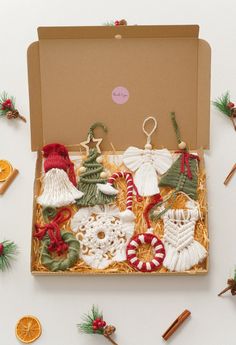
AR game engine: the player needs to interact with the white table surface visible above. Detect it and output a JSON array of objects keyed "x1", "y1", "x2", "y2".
[{"x1": 1, "y1": 0, "x2": 236, "y2": 344}]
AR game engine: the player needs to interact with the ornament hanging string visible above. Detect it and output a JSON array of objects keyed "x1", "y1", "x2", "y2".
[
  {"x1": 34, "y1": 208, "x2": 72, "y2": 255},
  {"x1": 88, "y1": 122, "x2": 108, "y2": 139},
  {"x1": 142, "y1": 116, "x2": 157, "y2": 147}
]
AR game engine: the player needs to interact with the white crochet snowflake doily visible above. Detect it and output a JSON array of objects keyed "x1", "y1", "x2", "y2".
[{"x1": 71, "y1": 206, "x2": 135, "y2": 269}]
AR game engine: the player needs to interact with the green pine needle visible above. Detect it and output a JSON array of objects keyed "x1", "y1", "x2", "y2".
[
  {"x1": 234, "y1": 268, "x2": 236, "y2": 281},
  {"x1": 213, "y1": 91, "x2": 232, "y2": 117},
  {"x1": 78, "y1": 305, "x2": 104, "y2": 335},
  {"x1": 103, "y1": 21, "x2": 115, "y2": 26},
  {"x1": 0, "y1": 241, "x2": 17, "y2": 271}
]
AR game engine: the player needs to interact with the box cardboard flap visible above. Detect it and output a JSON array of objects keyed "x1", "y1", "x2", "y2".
[{"x1": 27, "y1": 25, "x2": 211, "y2": 151}]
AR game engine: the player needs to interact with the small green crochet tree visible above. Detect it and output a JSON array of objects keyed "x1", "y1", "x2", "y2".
[
  {"x1": 76, "y1": 148, "x2": 115, "y2": 207},
  {"x1": 151, "y1": 112, "x2": 199, "y2": 220}
]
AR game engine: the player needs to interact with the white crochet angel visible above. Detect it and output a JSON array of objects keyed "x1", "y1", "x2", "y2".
[{"x1": 123, "y1": 117, "x2": 173, "y2": 197}]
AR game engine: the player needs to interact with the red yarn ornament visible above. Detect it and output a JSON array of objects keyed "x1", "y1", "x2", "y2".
[
  {"x1": 43, "y1": 143, "x2": 76, "y2": 186},
  {"x1": 126, "y1": 233, "x2": 165, "y2": 272},
  {"x1": 34, "y1": 208, "x2": 72, "y2": 255}
]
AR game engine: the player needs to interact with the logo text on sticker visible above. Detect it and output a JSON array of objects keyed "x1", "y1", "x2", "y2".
[{"x1": 112, "y1": 86, "x2": 129, "y2": 105}]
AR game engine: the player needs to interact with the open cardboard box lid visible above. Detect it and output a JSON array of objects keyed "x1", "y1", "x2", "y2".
[{"x1": 27, "y1": 25, "x2": 211, "y2": 152}]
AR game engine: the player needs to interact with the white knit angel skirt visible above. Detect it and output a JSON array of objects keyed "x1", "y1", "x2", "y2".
[
  {"x1": 162, "y1": 208, "x2": 207, "y2": 272},
  {"x1": 37, "y1": 168, "x2": 83, "y2": 208}
]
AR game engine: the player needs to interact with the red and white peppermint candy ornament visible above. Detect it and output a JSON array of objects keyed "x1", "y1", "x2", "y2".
[{"x1": 127, "y1": 230, "x2": 165, "y2": 272}]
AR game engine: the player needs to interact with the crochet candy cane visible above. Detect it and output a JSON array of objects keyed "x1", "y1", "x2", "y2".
[{"x1": 97, "y1": 171, "x2": 140, "y2": 221}]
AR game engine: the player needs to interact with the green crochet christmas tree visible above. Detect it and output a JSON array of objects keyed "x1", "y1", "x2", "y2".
[
  {"x1": 158, "y1": 153, "x2": 199, "y2": 200},
  {"x1": 151, "y1": 112, "x2": 199, "y2": 219},
  {"x1": 77, "y1": 148, "x2": 115, "y2": 207}
]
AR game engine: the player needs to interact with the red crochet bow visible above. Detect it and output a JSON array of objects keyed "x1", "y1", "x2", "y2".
[
  {"x1": 175, "y1": 151, "x2": 199, "y2": 179},
  {"x1": 34, "y1": 208, "x2": 72, "y2": 255}
]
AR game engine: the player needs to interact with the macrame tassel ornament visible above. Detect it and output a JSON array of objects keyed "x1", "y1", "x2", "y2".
[
  {"x1": 37, "y1": 143, "x2": 83, "y2": 208},
  {"x1": 78, "y1": 305, "x2": 118, "y2": 345},
  {"x1": 71, "y1": 172, "x2": 138, "y2": 269},
  {"x1": 0, "y1": 240, "x2": 17, "y2": 271},
  {"x1": 123, "y1": 116, "x2": 172, "y2": 197},
  {"x1": 162, "y1": 202, "x2": 207, "y2": 272},
  {"x1": 151, "y1": 112, "x2": 199, "y2": 220},
  {"x1": 77, "y1": 123, "x2": 115, "y2": 207}
]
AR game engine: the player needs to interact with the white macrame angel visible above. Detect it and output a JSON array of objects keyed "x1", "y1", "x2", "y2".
[
  {"x1": 123, "y1": 117, "x2": 173, "y2": 197},
  {"x1": 161, "y1": 196, "x2": 207, "y2": 272}
]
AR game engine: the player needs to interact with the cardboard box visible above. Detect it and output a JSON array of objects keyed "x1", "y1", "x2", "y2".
[{"x1": 28, "y1": 25, "x2": 211, "y2": 275}]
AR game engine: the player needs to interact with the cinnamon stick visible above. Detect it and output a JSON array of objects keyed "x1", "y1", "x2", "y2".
[
  {"x1": 162, "y1": 309, "x2": 191, "y2": 341},
  {"x1": 230, "y1": 115, "x2": 236, "y2": 131},
  {"x1": 103, "y1": 334, "x2": 119, "y2": 345},
  {"x1": 0, "y1": 169, "x2": 18, "y2": 195},
  {"x1": 224, "y1": 164, "x2": 236, "y2": 185},
  {"x1": 218, "y1": 285, "x2": 232, "y2": 296}
]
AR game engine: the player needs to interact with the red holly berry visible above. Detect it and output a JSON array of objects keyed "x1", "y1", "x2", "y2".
[
  {"x1": 102, "y1": 321, "x2": 106, "y2": 327},
  {"x1": 97, "y1": 321, "x2": 103, "y2": 328},
  {"x1": 0, "y1": 243, "x2": 4, "y2": 256},
  {"x1": 2, "y1": 99, "x2": 13, "y2": 110},
  {"x1": 227, "y1": 102, "x2": 235, "y2": 109},
  {"x1": 115, "y1": 20, "x2": 120, "y2": 26}
]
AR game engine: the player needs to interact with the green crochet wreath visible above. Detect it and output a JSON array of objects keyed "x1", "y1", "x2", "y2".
[{"x1": 40, "y1": 231, "x2": 80, "y2": 272}]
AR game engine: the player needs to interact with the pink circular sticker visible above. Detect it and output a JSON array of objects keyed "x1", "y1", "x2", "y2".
[{"x1": 112, "y1": 86, "x2": 129, "y2": 105}]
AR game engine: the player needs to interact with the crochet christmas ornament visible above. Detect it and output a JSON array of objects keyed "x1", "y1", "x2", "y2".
[
  {"x1": 78, "y1": 305, "x2": 118, "y2": 345},
  {"x1": 71, "y1": 172, "x2": 137, "y2": 269},
  {"x1": 213, "y1": 91, "x2": 236, "y2": 130},
  {"x1": 161, "y1": 199, "x2": 207, "y2": 272},
  {"x1": 97, "y1": 171, "x2": 141, "y2": 221},
  {"x1": 34, "y1": 208, "x2": 80, "y2": 271},
  {"x1": 40, "y1": 231, "x2": 80, "y2": 272},
  {"x1": 123, "y1": 116, "x2": 173, "y2": 197},
  {"x1": 37, "y1": 143, "x2": 83, "y2": 208},
  {"x1": 126, "y1": 202, "x2": 165, "y2": 273},
  {"x1": 77, "y1": 123, "x2": 115, "y2": 207},
  {"x1": 77, "y1": 148, "x2": 115, "y2": 207},
  {"x1": 0, "y1": 240, "x2": 17, "y2": 271},
  {"x1": 151, "y1": 112, "x2": 199, "y2": 220},
  {"x1": 0, "y1": 92, "x2": 26, "y2": 122}
]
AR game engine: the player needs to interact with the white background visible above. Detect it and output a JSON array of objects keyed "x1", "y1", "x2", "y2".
[{"x1": 0, "y1": 1, "x2": 236, "y2": 344}]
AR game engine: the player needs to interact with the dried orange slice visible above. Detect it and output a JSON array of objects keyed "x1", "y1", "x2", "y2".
[
  {"x1": 0, "y1": 160, "x2": 12, "y2": 182},
  {"x1": 16, "y1": 316, "x2": 42, "y2": 343}
]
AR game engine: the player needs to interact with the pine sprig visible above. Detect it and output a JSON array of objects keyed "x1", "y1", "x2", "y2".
[
  {"x1": 0, "y1": 92, "x2": 15, "y2": 117},
  {"x1": 78, "y1": 305, "x2": 104, "y2": 335},
  {"x1": 0, "y1": 240, "x2": 17, "y2": 271},
  {"x1": 103, "y1": 21, "x2": 115, "y2": 26},
  {"x1": 213, "y1": 91, "x2": 232, "y2": 117}
]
